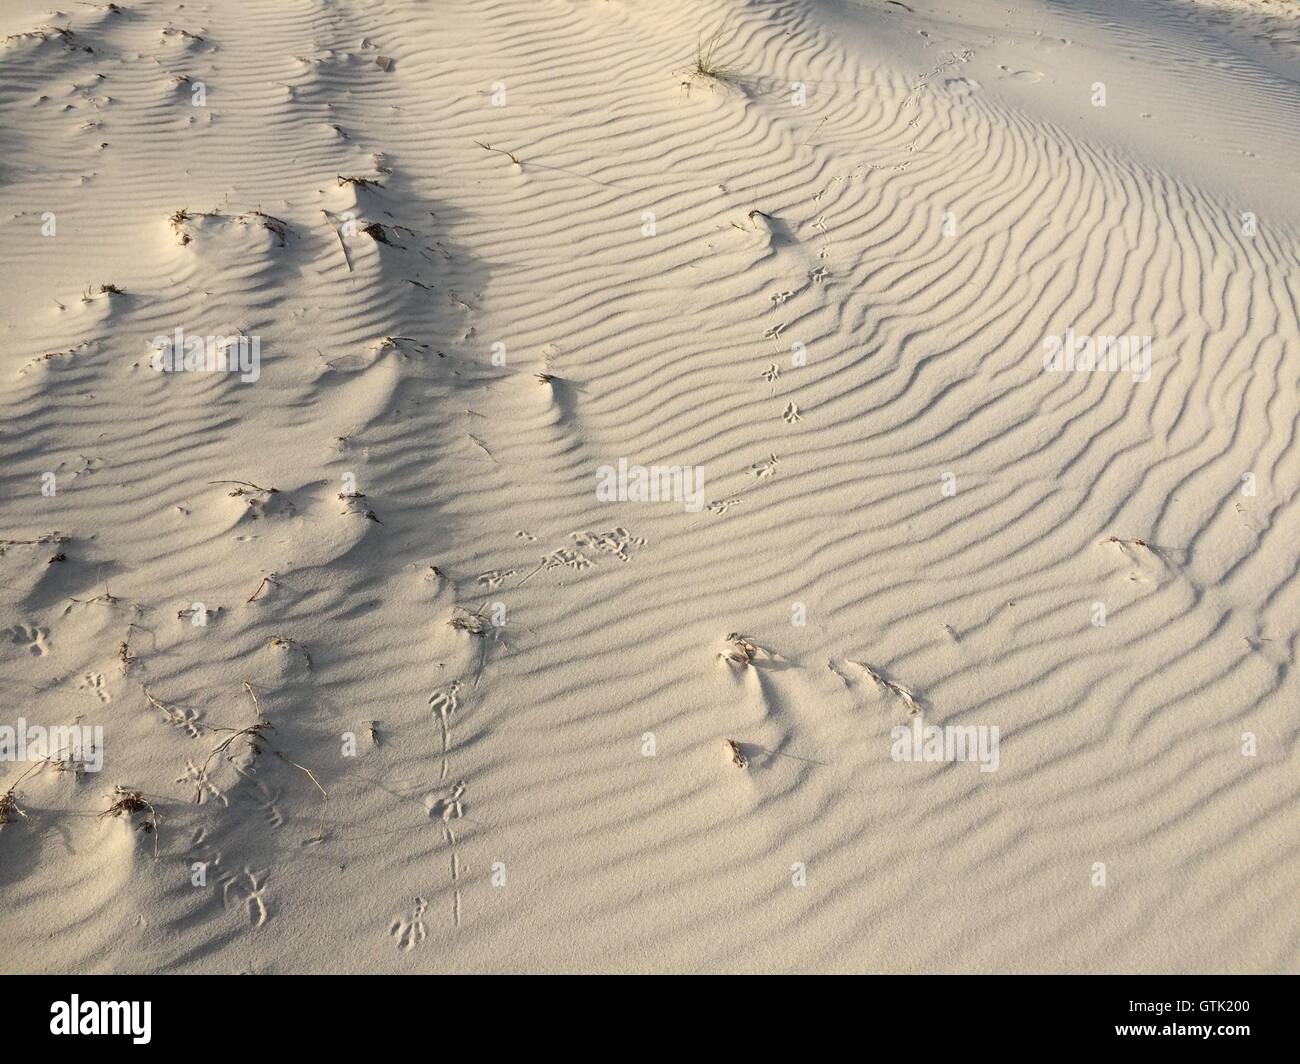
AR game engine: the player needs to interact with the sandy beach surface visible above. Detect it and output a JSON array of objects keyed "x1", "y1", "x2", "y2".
[{"x1": 1, "y1": 0, "x2": 1298, "y2": 974}]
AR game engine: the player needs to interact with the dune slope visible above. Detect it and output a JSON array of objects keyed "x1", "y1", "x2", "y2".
[{"x1": 1, "y1": 0, "x2": 1298, "y2": 973}]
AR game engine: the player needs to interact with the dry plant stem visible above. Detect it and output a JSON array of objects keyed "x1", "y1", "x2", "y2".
[
  {"x1": 473, "y1": 638, "x2": 489, "y2": 690},
  {"x1": 142, "y1": 686, "x2": 169, "y2": 716},
  {"x1": 209, "y1": 480, "x2": 278, "y2": 496},
  {"x1": 143, "y1": 684, "x2": 213, "y2": 740},
  {"x1": 247, "y1": 573, "x2": 281, "y2": 602},
  {"x1": 0, "y1": 757, "x2": 58, "y2": 823},
  {"x1": 275, "y1": 751, "x2": 328, "y2": 798},
  {"x1": 65, "y1": 591, "x2": 120, "y2": 610},
  {"x1": 516, "y1": 561, "x2": 546, "y2": 586},
  {"x1": 197, "y1": 682, "x2": 327, "y2": 800},
  {"x1": 473, "y1": 140, "x2": 520, "y2": 164},
  {"x1": 201, "y1": 722, "x2": 275, "y2": 777}
]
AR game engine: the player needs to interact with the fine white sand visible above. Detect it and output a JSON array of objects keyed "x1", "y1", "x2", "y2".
[{"x1": 1, "y1": 0, "x2": 1298, "y2": 974}]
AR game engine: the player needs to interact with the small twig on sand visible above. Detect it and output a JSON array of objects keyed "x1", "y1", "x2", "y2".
[
  {"x1": 473, "y1": 140, "x2": 521, "y2": 165},
  {"x1": 275, "y1": 750, "x2": 327, "y2": 798},
  {"x1": 209, "y1": 480, "x2": 278, "y2": 497},
  {"x1": 143, "y1": 685, "x2": 203, "y2": 738},
  {"x1": 246, "y1": 572, "x2": 281, "y2": 603},
  {"x1": 64, "y1": 590, "x2": 120, "y2": 613},
  {"x1": 202, "y1": 721, "x2": 275, "y2": 776},
  {"x1": 516, "y1": 561, "x2": 546, "y2": 587}
]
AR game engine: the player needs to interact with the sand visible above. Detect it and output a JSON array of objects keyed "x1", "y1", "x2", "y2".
[{"x1": 1, "y1": 0, "x2": 1297, "y2": 974}]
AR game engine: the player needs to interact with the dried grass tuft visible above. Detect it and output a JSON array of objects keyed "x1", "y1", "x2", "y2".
[
  {"x1": 98, "y1": 785, "x2": 160, "y2": 857},
  {"x1": 678, "y1": 31, "x2": 738, "y2": 93}
]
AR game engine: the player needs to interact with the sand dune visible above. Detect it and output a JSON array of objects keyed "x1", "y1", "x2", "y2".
[{"x1": 1, "y1": 0, "x2": 1298, "y2": 973}]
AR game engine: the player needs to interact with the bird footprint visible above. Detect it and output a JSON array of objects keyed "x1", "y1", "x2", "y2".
[
  {"x1": 389, "y1": 897, "x2": 428, "y2": 951},
  {"x1": 78, "y1": 672, "x2": 110, "y2": 702}
]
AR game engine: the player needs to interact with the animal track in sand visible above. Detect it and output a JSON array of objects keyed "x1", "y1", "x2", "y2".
[
  {"x1": 476, "y1": 568, "x2": 516, "y2": 590},
  {"x1": 9, "y1": 624, "x2": 50, "y2": 656},
  {"x1": 256, "y1": 785, "x2": 285, "y2": 829},
  {"x1": 389, "y1": 897, "x2": 428, "y2": 951},
  {"x1": 428, "y1": 679, "x2": 463, "y2": 782},
  {"x1": 998, "y1": 65, "x2": 1045, "y2": 82},
  {"x1": 425, "y1": 780, "x2": 466, "y2": 824},
  {"x1": 234, "y1": 770, "x2": 285, "y2": 828},
  {"x1": 782, "y1": 402, "x2": 802, "y2": 424},
  {"x1": 222, "y1": 867, "x2": 271, "y2": 928},
  {"x1": 78, "y1": 672, "x2": 110, "y2": 702},
  {"x1": 428, "y1": 680, "x2": 463, "y2": 720},
  {"x1": 426, "y1": 781, "x2": 468, "y2": 927},
  {"x1": 147, "y1": 690, "x2": 203, "y2": 738},
  {"x1": 186, "y1": 828, "x2": 223, "y2": 878},
  {"x1": 177, "y1": 758, "x2": 228, "y2": 806},
  {"x1": 572, "y1": 527, "x2": 645, "y2": 562},
  {"x1": 72, "y1": 454, "x2": 104, "y2": 479},
  {"x1": 543, "y1": 547, "x2": 591, "y2": 571},
  {"x1": 517, "y1": 546, "x2": 592, "y2": 585}
]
